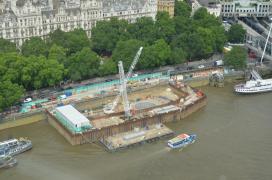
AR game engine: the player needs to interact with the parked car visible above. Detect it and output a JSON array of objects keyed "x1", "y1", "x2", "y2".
[
  {"x1": 23, "y1": 98, "x2": 32, "y2": 103},
  {"x1": 198, "y1": 65, "x2": 205, "y2": 69},
  {"x1": 187, "y1": 66, "x2": 193, "y2": 70},
  {"x1": 59, "y1": 95, "x2": 67, "y2": 100}
]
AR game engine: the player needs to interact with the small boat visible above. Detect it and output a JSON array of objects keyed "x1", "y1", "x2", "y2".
[
  {"x1": 0, "y1": 155, "x2": 17, "y2": 169},
  {"x1": 167, "y1": 133, "x2": 196, "y2": 149},
  {"x1": 0, "y1": 138, "x2": 32, "y2": 156}
]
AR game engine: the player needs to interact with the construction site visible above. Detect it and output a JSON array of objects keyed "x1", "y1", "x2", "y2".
[{"x1": 46, "y1": 47, "x2": 207, "y2": 150}]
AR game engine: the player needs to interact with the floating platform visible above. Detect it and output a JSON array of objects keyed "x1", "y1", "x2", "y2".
[{"x1": 100, "y1": 124, "x2": 174, "y2": 151}]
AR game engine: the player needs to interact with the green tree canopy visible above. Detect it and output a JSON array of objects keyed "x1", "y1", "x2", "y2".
[
  {"x1": 34, "y1": 57, "x2": 65, "y2": 88},
  {"x1": 174, "y1": 0, "x2": 191, "y2": 17},
  {"x1": 21, "y1": 37, "x2": 48, "y2": 57},
  {"x1": 155, "y1": 12, "x2": 176, "y2": 43},
  {"x1": 174, "y1": 16, "x2": 193, "y2": 35},
  {"x1": 48, "y1": 29, "x2": 90, "y2": 56},
  {"x1": 98, "y1": 58, "x2": 117, "y2": 76},
  {"x1": 48, "y1": 44, "x2": 67, "y2": 64},
  {"x1": 141, "y1": 39, "x2": 171, "y2": 69},
  {"x1": 0, "y1": 81, "x2": 24, "y2": 112},
  {"x1": 112, "y1": 39, "x2": 145, "y2": 71},
  {"x1": 170, "y1": 48, "x2": 187, "y2": 65},
  {"x1": 227, "y1": 24, "x2": 246, "y2": 43},
  {"x1": 193, "y1": 8, "x2": 221, "y2": 28},
  {"x1": 128, "y1": 17, "x2": 157, "y2": 44},
  {"x1": 0, "y1": 38, "x2": 17, "y2": 53},
  {"x1": 224, "y1": 46, "x2": 247, "y2": 69},
  {"x1": 65, "y1": 29, "x2": 90, "y2": 55},
  {"x1": 67, "y1": 47, "x2": 100, "y2": 81},
  {"x1": 91, "y1": 18, "x2": 130, "y2": 55},
  {"x1": 211, "y1": 26, "x2": 227, "y2": 52}
]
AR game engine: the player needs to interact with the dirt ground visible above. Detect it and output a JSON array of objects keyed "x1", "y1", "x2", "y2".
[{"x1": 75, "y1": 84, "x2": 182, "y2": 114}]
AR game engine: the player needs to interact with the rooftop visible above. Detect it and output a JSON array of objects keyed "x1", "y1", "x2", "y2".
[{"x1": 56, "y1": 105, "x2": 90, "y2": 125}]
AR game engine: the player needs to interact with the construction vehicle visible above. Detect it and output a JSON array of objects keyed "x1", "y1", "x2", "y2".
[{"x1": 103, "y1": 47, "x2": 143, "y2": 118}]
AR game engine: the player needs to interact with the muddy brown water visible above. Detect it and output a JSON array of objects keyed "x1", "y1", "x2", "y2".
[{"x1": 0, "y1": 83, "x2": 272, "y2": 180}]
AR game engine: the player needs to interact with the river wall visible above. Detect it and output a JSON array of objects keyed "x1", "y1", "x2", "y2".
[{"x1": 0, "y1": 111, "x2": 47, "y2": 131}]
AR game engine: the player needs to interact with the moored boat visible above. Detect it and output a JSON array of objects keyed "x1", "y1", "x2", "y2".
[
  {"x1": 167, "y1": 133, "x2": 196, "y2": 149},
  {"x1": 234, "y1": 69, "x2": 272, "y2": 94},
  {"x1": 0, "y1": 155, "x2": 17, "y2": 169},
  {"x1": 0, "y1": 138, "x2": 32, "y2": 157},
  {"x1": 234, "y1": 79, "x2": 272, "y2": 94}
]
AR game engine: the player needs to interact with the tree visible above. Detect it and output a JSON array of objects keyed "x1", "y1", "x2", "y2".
[
  {"x1": 98, "y1": 59, "x2": 117, "y2": 76},
  {"x1": 227, "y1": 24, "x2": 246, "y2": 43},
  {"x1": 170, "y1": 48, "x2": 187, "y2": 65},
  {"x1": 34, "y1": 57, "x2": 65, "y2": 88},
  {"x1": 140, "y1": 39, "x2": 171, "y2": 69},
  {"x1": 91, "y1": 18, "x2": 130, "y2": 55},
  {"x1": 48, "y1": 29, "x2": 67, "y2": 47},
  {"x1": 128, "y1": 17, "x2": 157, "y2": 44},
  {"x1": 196, "y1": 27, "x2": 216, "y2": 57},
  {"x1": 211, "y1": 26, "x2": 227, "y2": 52},
  {"x1": 0, "y1": 53, "x2": 22, "y2": 84},
  {"x1": 0, "y1": 81, "x2": 24, "y2": 112},
  {"x1": 65, "y1": 29, "x2": 90, "y2": 55},
  {"x1": 174, "y1": 16, "x2": 193, "y2": 35},
  {"x1": 193, "y1": 8, "x2": 221, "y2": 28},
  {"x1": 112, "y1": 39, "x2": 145, "y2": 71},
  {"x1": 155, "y1": 12, "x2": 176, "y2": 43},
  {"x1": 0, "y1": 38, "x2": 17, "y2": 53},
  {"x1": 174, "y1": 0, "x2": 191, "y2": 17},
  {"x1": 67, "y1": 48, "x2": 100, "y2": 81},
  {"x1": 48, "y1": 29, "x2": 90, "y2": 56},
  {"x1": 48, "y1": 44, "x2": 67, "y2": 64},
  {"x1": 21, "y1": 37, "x2": 48, "y2": 57},
  {"x1": 224, "y1": 46, "x2": 247, "y2": 69}
]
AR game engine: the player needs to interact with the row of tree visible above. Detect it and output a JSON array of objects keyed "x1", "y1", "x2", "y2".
[{"x1": 0, "y1": 1, "x2": 246, "y2": 111}]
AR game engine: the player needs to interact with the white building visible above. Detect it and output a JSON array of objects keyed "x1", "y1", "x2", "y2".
[
  {"x1": 0, "y1": 0, "x2": 157, "y2": 47},
  {"x1": 207, "y1": 3, "x2": 222, "y2": 17},
  {"x1": 220, "y1": 0, "x2": 272, "y2": 17}
]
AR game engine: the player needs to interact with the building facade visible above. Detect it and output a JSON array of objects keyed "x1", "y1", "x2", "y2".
[
  {"x1": 220, "y1": 0, "x2": 272, "y2": 17},
  {"x1": 206, "y1": 3, "x2": 222, "y2": 17},
  {"x1": 157, "y1": 0, "x2": 174, "y2": 17},
  {"x1": 0, "y1": 0, "x2": 157, "y2": 47}
]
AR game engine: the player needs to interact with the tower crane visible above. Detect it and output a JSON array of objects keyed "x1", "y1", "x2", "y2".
[{"x1": 103, "y1": 47, "x2": 143, "y2": 118}]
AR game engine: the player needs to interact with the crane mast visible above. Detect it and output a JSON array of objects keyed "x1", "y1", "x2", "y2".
[
  {"x1": 118, "y1": 61, "x2": 131, "y2": 117},
  {"x1": 103, "y1": 47, "x2": 143, "y2": 117},
  {"x1": 260, "y1": 22, "x2": 272, "y2": 64}
]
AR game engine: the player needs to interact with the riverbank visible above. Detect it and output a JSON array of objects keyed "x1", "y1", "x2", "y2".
[
  {"x1": 0, "y1": 112, "x2": 46, "y2": 131},
  {"x1": 187, "y1": 72, "x2": 244, "y2": 88}
]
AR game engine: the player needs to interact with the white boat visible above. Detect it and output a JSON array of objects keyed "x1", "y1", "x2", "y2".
[
  {"x1": 234, "y1": 70, "x2": 272, "y2": 94},
  {"x1": 0, "y1": 138, "x2": 32, "y2": 157},
  {"x1": 167, "y1": 133, "x2": 196, "y2": 149}
]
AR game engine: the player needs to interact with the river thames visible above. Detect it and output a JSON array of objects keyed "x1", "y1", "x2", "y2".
[{"x1": 0, "y1": 83, "x2": 272, "y2": 180}]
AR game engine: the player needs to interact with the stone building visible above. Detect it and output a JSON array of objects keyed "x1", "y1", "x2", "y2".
[
  {"x1": 0, "y1": 0, "x2": 157, "y2": 46},
  {"x1": 157, "y1": 0, "x2": 174, "y2": 17},
  {"x1": 220, "y1": 0, "x2": 272, "y2": 17}
]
